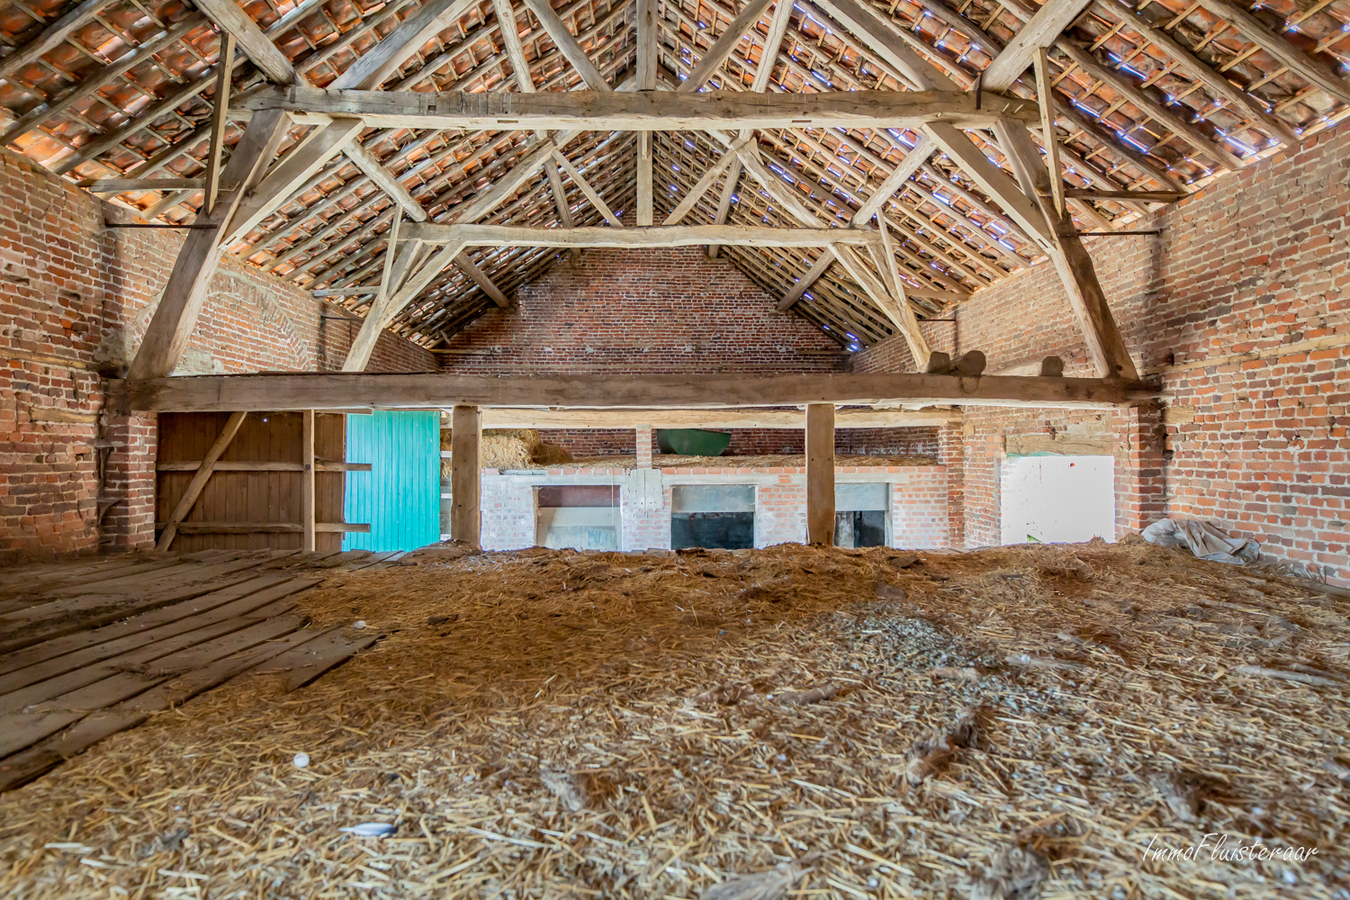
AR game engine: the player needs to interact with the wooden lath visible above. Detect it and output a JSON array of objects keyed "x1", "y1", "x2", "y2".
[{"x1": 0, "y1": 0, "x2": 1346, "y2": 354}]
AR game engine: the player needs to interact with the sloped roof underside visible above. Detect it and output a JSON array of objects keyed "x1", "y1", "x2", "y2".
[{"x1": 1, "y1": 0, "x2": 1346, "y2": 349}]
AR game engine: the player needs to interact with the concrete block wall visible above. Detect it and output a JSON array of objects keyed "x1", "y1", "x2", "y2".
[
  {"x1": 474, "y1": 465, "x2": 951, "y2": 552},
  {"x1": 855, "y1": 121, "x2": 1350, "y2": 583},
  {"x1": 0, "y1": 147, "x2": 436, "y2": 561}
]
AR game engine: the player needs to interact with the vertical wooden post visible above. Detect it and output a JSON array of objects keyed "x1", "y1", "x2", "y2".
[
  {"x1": 451, "y1": 405, "x2": 482, "y2": 547},
  {"x1": 301, "y1": 409, "x2": 316, "y2": 552},
  {"x1": 806, "y1": 403, "x2": 835, "y2": 546},
  {"x1": 204, "y1": 30, "x2": 236, "y2": 215}
]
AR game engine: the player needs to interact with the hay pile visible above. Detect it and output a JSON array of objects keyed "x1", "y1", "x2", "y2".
[
  {"x1": 442, "y1": 429, "x2": 575, "y2": 473},
  {"x1": 1, "y1": 541, "x2": 1347, "y2": 898}
]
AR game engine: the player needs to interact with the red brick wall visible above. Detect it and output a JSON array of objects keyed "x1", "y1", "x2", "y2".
[
  {"x1": 539, "y1": 427, "x2": 940, "y2": 459},
  {"x1": 856, "y1": 122, "x2": 1350, "y2": 583},
  {"x1": 438, "y1": 247, "x2": 850, "y2": 375},
  {"x1": 0, "y1": 148, "x2": 435, "y2": 561}
]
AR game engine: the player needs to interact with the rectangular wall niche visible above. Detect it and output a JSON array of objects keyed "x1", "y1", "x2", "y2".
[
  {"x1": 536, "y1": 485, "x2": 621, "y2": 550},
  {"x1": 835, "y1": 482, "x2": 889, "y2": 548},
  {"x1": 671, "y1": 484, "x2": 755, "y2": 550}
]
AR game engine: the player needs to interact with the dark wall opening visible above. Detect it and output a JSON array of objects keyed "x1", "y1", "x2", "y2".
[{"x1": 671, "y1": 512, "x2": 755, "y2": 549}]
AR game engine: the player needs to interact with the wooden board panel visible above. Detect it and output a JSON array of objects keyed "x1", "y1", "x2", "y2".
[{"x1": 156, "y1": 412, "x2": 347, "y2": 552}]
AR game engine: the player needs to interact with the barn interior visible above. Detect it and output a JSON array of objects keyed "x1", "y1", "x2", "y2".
[{"x1": 1, "y1": 0, "x2": 1349, "y2": 895}]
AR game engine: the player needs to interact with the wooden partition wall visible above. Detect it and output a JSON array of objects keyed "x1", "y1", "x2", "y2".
[{"x1": 155, "y1": 411, "x2": 369, "y2": 552}]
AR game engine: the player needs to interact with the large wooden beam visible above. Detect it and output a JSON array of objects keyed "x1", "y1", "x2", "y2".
[
  {"x1": 335, "y1": 0, "x2": 482, "y2": 90},
  {"x1": 993, "y1": 119, "x2": 1139, "y2": 380},
  {"x1": 126, "y1": 110, "x2": 292, "y2": 380},
  {"x1": 663, "y1": 136, "x2": 751, "y2": 225},
  {"x1": 454, "y1": 253, "x2": 509, "y2": 307},
  {"x1": 226, "y1": 116, "x2": 366, "y2": 245},
  {"x1": 401, "y1": 223, "x2": 878, "y2": 247},
  {"x1": 114, "y1": 372, "x2": 1160, "y2": 413},
  {"x1": 552, "y1": 150, "x2": 622, "y2": 226},
  {"x1": 342, "y1": 240, "x2": 466, "y2": 371},
  {"x1": 776, "y1": 250, "x2": 836, "y2": 310},
  {"x1": 848, "y1": 137, "x2": 931, "y2": 226},
  {"x1": 492, "y1": 0, "x2": 535, "y2": 92},
  {"x1": 679, "y1": 0, "x2": 777, "y2": 93},
  {"x1": 203, "y1": 31, "x2": 237, "y2": 214},
  {"x1": 450, "y1": 405, "x2": 482, "y2": 547},
  {"x1": 1193, "y1": 0, "x2": 1350, "y2": 107},
  {"x1": 922, "y1": 122, "x2": 1057, "y2": 253},
  {"x1": 343, "y1": 142, "x2": 428, "y2": 222},
  {"x1": 247, "y1": 86, "x2": 1041, "y2": 130},
  {"x1": 80, "y1": 178, "x2": 204, "y2": 193},
  {"x1": 0, "y1": 0, "x2": 111, "y2": 82},
  {"x1": 636, "y1": 0, "x2": 658, "y2": 90},
  {"x1": 478, "y1": 407, "x2": 961, "y2": 429},
  {"x1": 805, "y1": 403, "x2": 836, "y2": 546},
  {"x1": 301, "y1": 409, "x2": 316, "y2": 552},
  {"x1": 193, "y1": 0, "x2": 297, "y2": 85},
  {"x1": 1093, "y1": 0, "x2": 1299, "y2": 147},
  {"x1": 520, "y1": 0, "x2": 611, "y2": 91},
  {"x1": 981, "y1": 0, "x2": 1091, "y2": 91}
]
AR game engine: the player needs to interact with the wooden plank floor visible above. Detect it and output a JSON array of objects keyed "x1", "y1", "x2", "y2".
[{"x1": 0, "y1": 549, "x2": 401, "y2": 791}]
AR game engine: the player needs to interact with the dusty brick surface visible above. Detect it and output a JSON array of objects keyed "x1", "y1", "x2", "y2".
[
  {"x1": 0, "y1": 149, "x2": 435, "y2": 560},
  {"x1": 438, "y1": 246, "x2": 850, "y2": 376},
  {"x1": 855, "y1": 122, "x2": 1350, "y2": 583}
]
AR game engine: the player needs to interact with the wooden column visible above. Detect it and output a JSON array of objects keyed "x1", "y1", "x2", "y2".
[
  {"x1": 805, "y1": 403, "x2": 835, "y2": 546},
  {"x1": 301, "y1": 409, "x2": 316, "y2": 552},
  {"x1": 450, "y1": 405, "x2": 482, "y2": 547}
]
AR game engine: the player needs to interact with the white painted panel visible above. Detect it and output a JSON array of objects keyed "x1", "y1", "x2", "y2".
[{"x1": 1000, "y1": 456, "x2": 1115, "y2": 545}]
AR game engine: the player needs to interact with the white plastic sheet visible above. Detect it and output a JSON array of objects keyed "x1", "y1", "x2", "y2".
[{"x1": 1141, "y1": 518, "x2": 1260, "y2": 565}]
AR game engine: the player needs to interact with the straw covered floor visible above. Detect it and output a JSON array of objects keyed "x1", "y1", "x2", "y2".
[{"x1": 1, "y1": 541, "x2": 1347, "y2": 898}]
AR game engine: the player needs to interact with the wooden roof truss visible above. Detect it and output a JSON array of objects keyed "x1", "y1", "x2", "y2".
[{"x1": 0, "y1": 0, "x2": 1343, "y2": 372}]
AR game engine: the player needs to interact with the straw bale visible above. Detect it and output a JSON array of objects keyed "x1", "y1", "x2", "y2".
[
  {"x1": 481, "y1": 429, "x2": 537, "y2": 469},
  {"x1": 2, "y1": 541, "x2": 1348, "y2": 898}
]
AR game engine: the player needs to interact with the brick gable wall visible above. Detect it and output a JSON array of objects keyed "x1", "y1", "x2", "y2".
[
  {"x1": 438, "y1": 247, "x2": 850, "y2": 375},
  {"x1": 855, "y1": 122, "x2": 1350, "y2": 584}
]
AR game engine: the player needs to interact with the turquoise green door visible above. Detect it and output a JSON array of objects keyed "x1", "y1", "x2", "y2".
[{"x1": 344, "y1": 411, "x2": 440, "y2": 551}]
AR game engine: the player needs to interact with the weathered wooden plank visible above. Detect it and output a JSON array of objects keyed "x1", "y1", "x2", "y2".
[
  {"x1": 193, "y1": 0, "x2": 296, "y2": 85},
  {"x1": 0, "y1": 616, "x2": 310, "y2": 760},
  {"x1": 301, "y1": 410, "x2": 316, "y2": 552},
  {"x1": 982, "y1": 0, "x2": 1092, "y2": 91},
  {"x1": 0, "y1": 626, "x2": 337, "y2": 791},
  {"x1": 679, "y1": 0, "x2": 777, "y2": 93},
  {"x1": 113, "y1": 372, "x2": 1160, "y2": 414},
  {"x1": 155, "y1": 461, "x2": 372, "y2": 472},
  {"x1": 162, "y1": 522, "x2": 370, "y2": 534},
  {"x1": 0, "y1": 575, "x2": 316, "y2": 690},
  {"x1": 450, "y1": 405, "x2": 481, "y2": 547},
  {"x1": 246, "y1": 86, "x2": 1041, "y2": 130},
  {"x1": 480, "y1": 408, "x2": 959, "y2": 428},
  {"x1": 401, "y1": 224, "x2": 876, "y2": 247},
  {"x1": 0, "y1": 601, "x2": 304, "y2": 716},
  {"x1": 805, "y1": 403, "x2": 836, "y2": 545}
]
